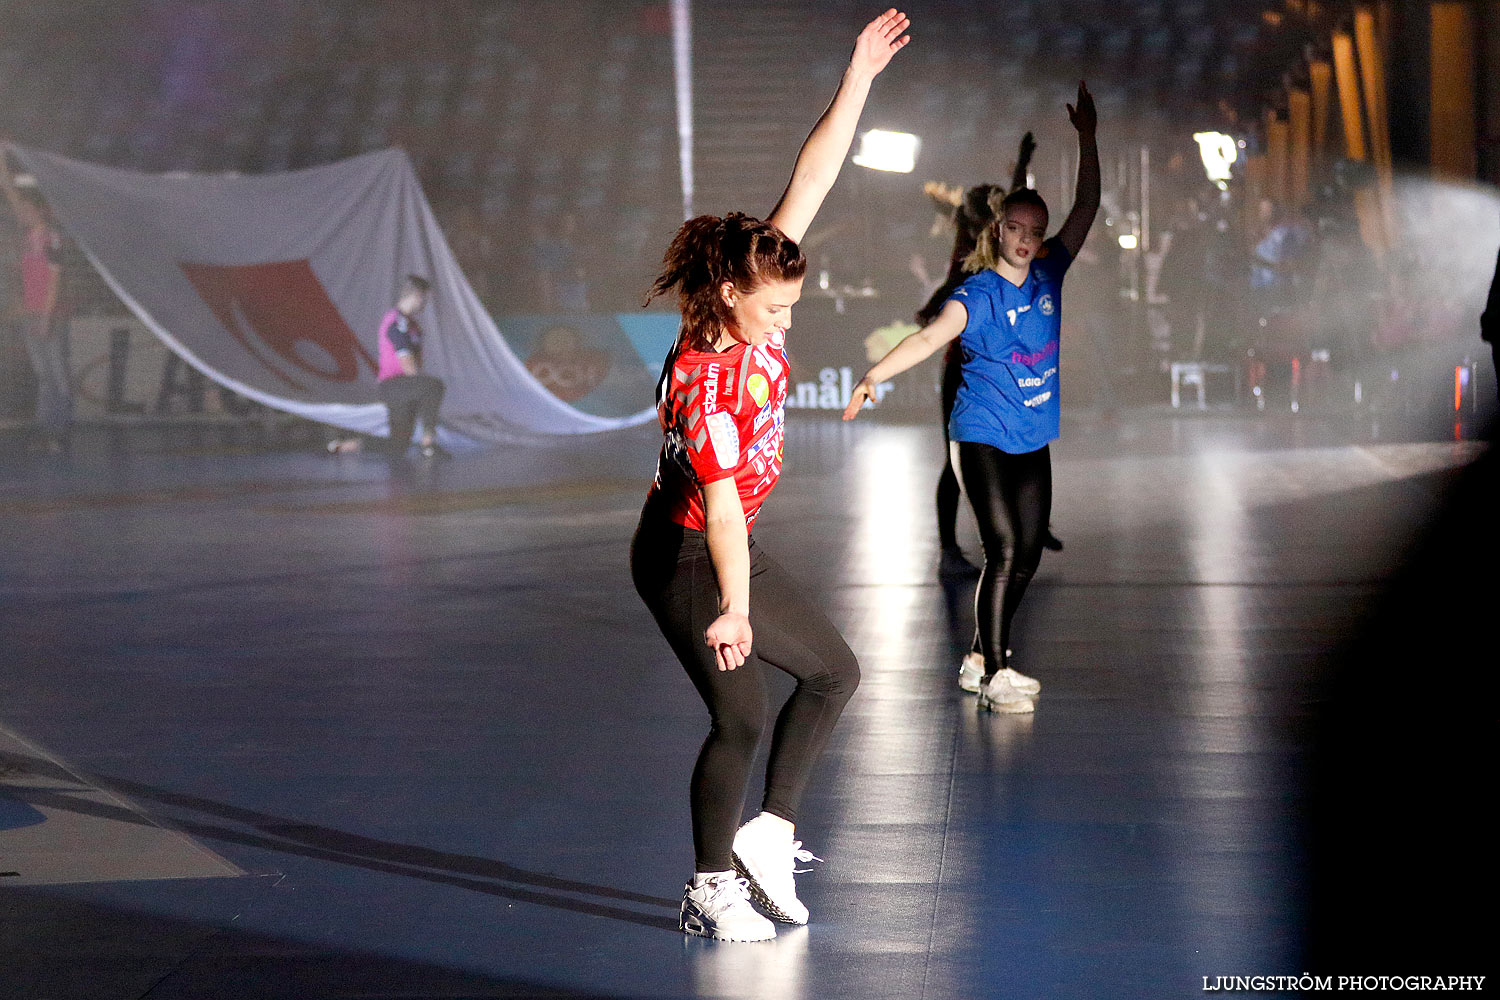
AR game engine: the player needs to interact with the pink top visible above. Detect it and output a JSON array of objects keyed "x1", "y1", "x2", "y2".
[
  {"x1": 376, "y1": 308, "x2": 422, "y2": 381},
  {"x1": 21, "y1": 226, "x2": 60, "y2": 315}
]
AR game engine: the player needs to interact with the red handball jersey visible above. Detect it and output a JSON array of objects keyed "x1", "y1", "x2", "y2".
[{"x1": 648, "y1": 329, "x2": 789, "y2": 531}]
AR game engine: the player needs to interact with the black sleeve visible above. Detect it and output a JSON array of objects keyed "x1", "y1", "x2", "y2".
[
  {"x1": 917, "y1": 256, "x2": 970, "y2": 326},
  {"x1": 1482, "y1": 246, "x2": 1500, "y2": 345},
  {"x1": 387, "y1": 315, "x2": 415, "y2": 353},
  {"x1": 1042, "y1": 236, "x2": 1073, "y2": 278}
]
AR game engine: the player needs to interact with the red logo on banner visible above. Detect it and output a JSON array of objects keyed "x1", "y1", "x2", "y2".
[
  {"x1": 180, "y1": 259, "x2": 378, "y2": 391},
  {"x1": 524, "y1": 323, "x2": 611, "y2": 402}
]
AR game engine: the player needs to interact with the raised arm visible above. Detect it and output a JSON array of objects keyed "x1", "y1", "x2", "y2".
[
  {"x1": 843, "y1": 298, "x2": 966, "y2": 419},
  {"x1": 1009, "y1": 131, "x2": 1037, "y2": 194},
  {"x1": 701, "y1": 477, "x2": 753, "y2": 671},
  {"x1": 767, "y1": 8, "x2": 910, "y2": 243},
  {"x1": 1055, "y1": 82, "x2": 1100, "y2": 259}
]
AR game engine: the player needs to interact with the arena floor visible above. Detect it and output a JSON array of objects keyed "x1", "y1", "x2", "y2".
[{"x1": 0, "y1": 408, "x2": 1489, "y2": 999}]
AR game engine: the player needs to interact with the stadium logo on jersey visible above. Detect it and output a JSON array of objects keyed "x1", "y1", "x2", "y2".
[
  {"x1": 747, "y1": 372, "x2": 770, "y2": 408},
  {"x1": 705, "y1": 411, "x2": 739, "y2": 469},
  {"x1": 704, "y1": 363, "x2": 721, "y2": 413},
  {"x1": 1038, "y1": 293, "x2": 1054, "y2": 316}
]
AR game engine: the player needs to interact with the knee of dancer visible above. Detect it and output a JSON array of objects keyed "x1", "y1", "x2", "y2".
[
  {"x1": 976, "y1": 539, "x2": 1017, "y2": 570},
  {"x1": 971, "y1": 522, "x2": 1014, "y2": 555},
  {"x1": 710, "y1": 707, "x2": 767, "y2": 752},
  {"x1": 813, "y1": 650, "x2": 861, "y2": 703}
]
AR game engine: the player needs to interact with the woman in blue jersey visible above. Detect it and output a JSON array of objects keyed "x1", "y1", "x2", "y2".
[
  {"x1": 843, "y1": 82, "x2": 1099, "y2": 713},
  {"x1": 921, "y1": 136, "x2": 1066, "y2": 572},
  {"x1": 921, "y1": 134, "x2": 1035, "y2": 574}
]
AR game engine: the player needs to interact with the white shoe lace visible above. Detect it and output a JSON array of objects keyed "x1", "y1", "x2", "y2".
[
  {"x1": 703, "y1": 874, "x2": 751, "y2": 899},
  {"x1": 692, "y1": 875, "x2": 756, "y2": 916},
  {"x1": 789, "y1": 841, "x2": 821, "y2": 875}
]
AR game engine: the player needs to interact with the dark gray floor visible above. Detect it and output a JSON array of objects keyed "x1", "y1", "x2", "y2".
[{"x1": 0, "y1": 410, "x2": 1488, "y2": 999}]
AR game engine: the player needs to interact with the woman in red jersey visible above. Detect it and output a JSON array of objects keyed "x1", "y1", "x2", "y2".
[{"x1": 632, "y1": 9, "x2": 910, "y2": 942}]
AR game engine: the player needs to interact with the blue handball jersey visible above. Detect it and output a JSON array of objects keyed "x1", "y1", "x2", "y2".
[{"x1": 947, "y1": 236, "x2": 1072, "y2": 454}]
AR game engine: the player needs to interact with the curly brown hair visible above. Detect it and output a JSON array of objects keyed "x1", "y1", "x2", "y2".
[{"x1": 644, "y1": 213, "x2": 806, "y2": 351}]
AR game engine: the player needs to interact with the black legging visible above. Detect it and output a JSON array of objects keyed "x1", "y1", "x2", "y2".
[
  {"x1": 1491, "y1": 340, "x2": 1499, "y2": 407},
  {"x1": 954, "y1": 441, "x2": 1052, "y2": 675},
  {"x1": 631, "y1": 512, "x2": 860, "y2": 873},
  {"x1": 377, "y1": 374, "x2": 445, "y2": 455},
  {"x1": 936, "y1": 343, "x2": 963, "y2": 550}
]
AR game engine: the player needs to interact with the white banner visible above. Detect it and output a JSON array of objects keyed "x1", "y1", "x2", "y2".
[{"x1": 16, "y1": 147, "x2": 655, "y2": 442}]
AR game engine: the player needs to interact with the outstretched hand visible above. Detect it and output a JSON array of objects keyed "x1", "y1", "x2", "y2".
[
  {"x1": 705, "y1": 612, "x2": 753, "y2": 671},
  {"x1": 1067, "y1": 81, "x2": 1096, "y2": 137},
  {"x1": 842, "y1": 378, "x2": 876, "y2": 420},
  {"x1": 849, "y1": 8, "x2": 911, "y2": 79}
]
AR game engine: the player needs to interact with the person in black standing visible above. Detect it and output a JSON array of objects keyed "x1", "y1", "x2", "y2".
[{"x1": 1483, "y1": 241, "x2": 1499, "y2": 405}]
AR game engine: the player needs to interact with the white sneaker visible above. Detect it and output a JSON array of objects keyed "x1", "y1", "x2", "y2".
[
  {"x1": 958, "y1": 652, "x2": 985, "y2": 692},
  {"x1": 977, "y1": 670, "x2": 1036, "y2": 714},
  {"x1": 680, "y1": 872, "x2": 776, "y2": 942},
  {"x1": 959, "y1": 651, "x2": 1039, "y2": 696},
  {"x1": 731, "y1": 814, "x2": 819, "y2": 925},
  {"x1": 995, "y1": 665, "x2": 1041, "y2": 697}
]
